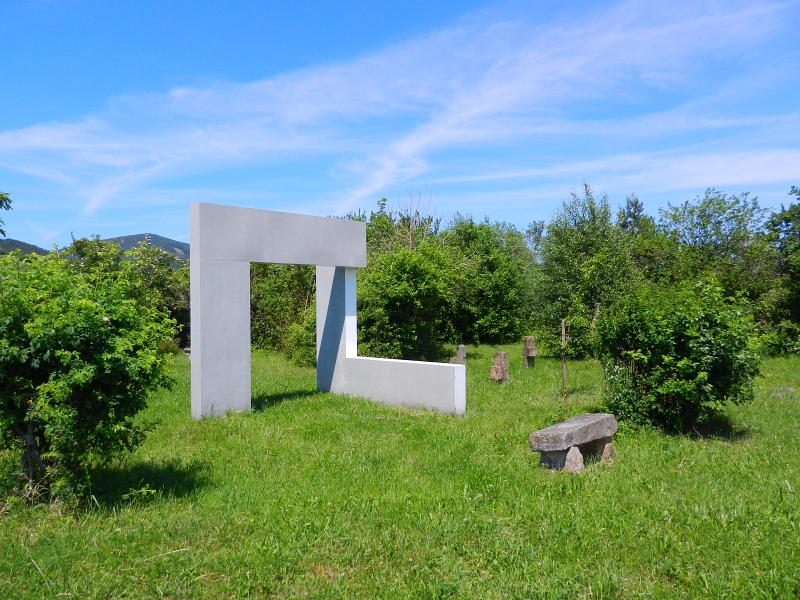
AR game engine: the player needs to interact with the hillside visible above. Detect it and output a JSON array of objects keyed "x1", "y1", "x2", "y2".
[
  {"x1": 0, "y1": 238, "x2": 48, "y2": 256},
  {"x1": 105, "y1": 233, "x2": 189, "y2": 260}
]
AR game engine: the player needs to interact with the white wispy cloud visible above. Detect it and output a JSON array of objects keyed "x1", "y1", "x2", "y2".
[{"x1": 0, "y1": 0, "x2": 797, "y2": 223}]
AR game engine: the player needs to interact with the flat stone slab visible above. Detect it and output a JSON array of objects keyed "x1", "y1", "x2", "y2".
[{"x1": 529, "y1": 413, "x2": 618, "y2": 452}]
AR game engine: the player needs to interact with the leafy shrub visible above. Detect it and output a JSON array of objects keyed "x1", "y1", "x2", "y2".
[
  {"x1": 250, "y1": 263, "x2": 315, "y2": 365},
  {"x1": 356, "y1": 202, "x2": 532, "y2": 360},
  {"x1": 596, "y1": 280, "x2": 760, "y2": 431},
  {"x1": 0, "y1": 252, "x2": 176, "y2": 501},
  {"x1": 358, "y1": 244, "x2": 451, "y2": 360},
  {"x1": 443, "y1": 216, "x2": 531, "y2": 345},
  {"x1": 65, "y1": 236, "x2": 190, "y2": 347},
  {"x1": 284, "y1": 303, "x2": 316, "y2": 367}
]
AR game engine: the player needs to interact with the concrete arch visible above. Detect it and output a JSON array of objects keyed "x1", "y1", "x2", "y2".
[{"x1": 190, "y1": 202, "x2": 466, "y2": 418}]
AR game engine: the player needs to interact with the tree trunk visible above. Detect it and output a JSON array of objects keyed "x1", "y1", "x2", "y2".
[
  {"x1": 13, "y1": 422, "x2": 47, "y2": 489},
  {"x1": 561, "y1": 319, "x2": 567, "y2": 401}
]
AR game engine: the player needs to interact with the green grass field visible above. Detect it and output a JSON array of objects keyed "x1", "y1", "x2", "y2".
[{"x1": 2, "y1": 347, "x2": 799, "y2": 599}]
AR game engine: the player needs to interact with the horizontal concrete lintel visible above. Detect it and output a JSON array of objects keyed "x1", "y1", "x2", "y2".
[{"x1": 190, "y1": 202, "x2": 366, "y2": 267}]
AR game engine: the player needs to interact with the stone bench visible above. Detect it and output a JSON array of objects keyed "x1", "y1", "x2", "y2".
[{"x1": 529, "y1": 413, "x2": 617, "y2": 474}]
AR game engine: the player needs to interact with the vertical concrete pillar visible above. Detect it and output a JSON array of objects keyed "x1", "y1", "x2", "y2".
[
  {"x1": 190, "y1": 259, "x2": 251, "y2": 418},
  {"x1": 316, "y1": 266, "x2": 357, "y2": 394}
]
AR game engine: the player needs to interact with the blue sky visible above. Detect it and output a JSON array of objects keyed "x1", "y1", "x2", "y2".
[{"x1": 1, "y1": 0, "x2": 798, "y2": 247}]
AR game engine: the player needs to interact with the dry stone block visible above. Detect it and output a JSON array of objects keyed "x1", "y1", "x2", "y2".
[
  {"x1": 488, "y1": 351, "x2": 509, "y2": 383},
  {"x1": 449, "y1": 345, "x2": 467, "y2": 365},
  {"x1": 523, "y1": 336, "x2": 538, "y2": 368}
]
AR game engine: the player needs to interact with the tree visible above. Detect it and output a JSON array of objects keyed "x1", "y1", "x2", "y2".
[
  {"x1": 658, "y1": 189, "x2": 773, "y2": 300},
  {"x1": 767, "y1": 189, "x2": 800, "y2": 320},
  {"x1": 250, "y1": 263, "x2": 315, "y2": 362},
  {"x1": 759, "y1": 189, "x2": 800, "y2": 353},
  {"x1": 617, "y1": 194, "x2": 645, "y2": 233},
  {"x1": 0, "y1": 251, "x2": 176, "y2": 501},
  {"x1": 358, "y1": 243, "x2": 452, "y2": 360},
  {"x1": 531, "y1": 184, "x2": 638, "y2": 357},
  {"x1": 442, "y1": 216, "x2": 531, "y2": 345},
  {"x1": 0, "y1": 191, "x2": 10, "y2": 238}
]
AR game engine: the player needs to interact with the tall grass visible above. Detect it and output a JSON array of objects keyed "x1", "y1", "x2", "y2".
[{"x1": 1, "y1": 347, "x2": 798, "y2": 598}]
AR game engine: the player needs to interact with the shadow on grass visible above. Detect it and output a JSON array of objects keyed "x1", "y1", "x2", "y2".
[
  {"x1": 565, "y1": 384, "x2": 604, "y2": 395},
  {"x1": 540, "y1": 403, "x2": 749, "y2": 442},
  {"x1": 252, "y1": 389, "x2": 318, "y2": 411},
  {"x1": 89, "y1": 457, "x2": 212, "y2": 507},
  {"x1": 690, "y1": 414, "x2": 750, "y2": 441}
]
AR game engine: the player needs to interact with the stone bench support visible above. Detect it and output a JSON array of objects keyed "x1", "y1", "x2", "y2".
[{"x1": 530, "y1": 414, "x2": 617, "y2": 474}]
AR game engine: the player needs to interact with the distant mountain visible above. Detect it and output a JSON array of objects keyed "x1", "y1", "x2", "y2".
[
  {"x1": 0, "y1": 234, "x2": 190, "y2": 260},
  {"x1": 0, "y1": 238, "x2": 49, "y2": 256},
  {"x1": 105, "y1": 233, "x2": 189, "y2": 260}
]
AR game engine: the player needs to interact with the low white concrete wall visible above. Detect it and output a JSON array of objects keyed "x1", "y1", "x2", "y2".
[
  {"x1": 317, "y1": 266, "x2": 466, "y2": 415},
  {"x1": 343, "y1": 356, "x2": 466, "y2": 415}
]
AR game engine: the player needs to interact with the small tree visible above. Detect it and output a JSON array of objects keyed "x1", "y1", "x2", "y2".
[
  {"x1": 658, "y1": 189, "x2": 773, "y2": 300},
  {"x1": 0, "y1": 252, "x2": 176, "y2": 501},
  {"x1": 66, "y1": 236, "x2": 190, "y2": 348},
  {"x1": 531, "y1": 184, "x2": 638, "y2": 357},
  {"x1": 443, "y1": 216, "x2": 531, "y2": 345},
  {"x1": 358, "y1": 243, "x2": 452, "y2": 360}
]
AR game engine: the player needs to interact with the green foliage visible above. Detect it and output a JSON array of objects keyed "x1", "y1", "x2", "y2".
[
  {"x1": 443, "y1": 216, "x2": 532, "y2": 345},
  {"x1": 284, "y1": 303, "x2": 316, "y2": 367},
  {"x1": 65, "y1": 236, "x2": 190, "y2": 347},
  {"x1": 531, "y1": 184, "x2": 638, "y2": 357},
  {"x1": 358, "y1": 243, "x2": 452, "y2": 360},
  {"x1": 766, "y1": 196, "x2": 800, "y2": 321},
  {"x1": 356, "y1": 200, "x2": 531, "y2": 360},
  {"x1": 250, "y1": 263, "x2": 316, "y2": 365},
  {"x1": 0, "y1": 191, "x2": 11, "y2": 238},
  {"x1": 597, "y1": 280, "x2": 760, "y2": 430},
  {"x1": 0, "y1": 251, "x2": 176, "y2": 501},
  {"x1": 657, "y1": 188, "x2": 774, "y2": 300}
]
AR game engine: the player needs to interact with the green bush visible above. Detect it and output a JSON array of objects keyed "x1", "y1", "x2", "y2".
[
  {"x1": 65, "y1": 236, "x2": 190, "y2": 347},
  {"x1": 596, "y1": 280, "x2": 760, "y2": 431},
  {"x1": 358, "y1": 244, "x2": 451, "y2": 360},
  {"x1": 0, "y1": 252, "x2": 176, "y2": 501},
  {"x1": 443, "y1": 216, "x2": 531, "y2": 345},
  {"x1": 356, "y1": 202, "x2": 532, "y2": 360},
  {"x1": 250, "y1": 263, "x2": 316, "y2": 365},
  {"x1": 284, "y1": 303, "x2": 316, "y2": 367}
]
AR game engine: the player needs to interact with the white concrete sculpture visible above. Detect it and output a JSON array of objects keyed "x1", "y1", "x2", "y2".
[{"x1": 190, "y1": 202, "x2": 466, "y2": 419}]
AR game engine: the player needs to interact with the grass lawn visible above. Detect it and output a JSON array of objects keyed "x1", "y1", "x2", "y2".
[{"x1": 1, "y1": 346, "x2": 799, "y2": 599}]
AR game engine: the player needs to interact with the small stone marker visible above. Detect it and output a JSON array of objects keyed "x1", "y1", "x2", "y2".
[
  {"x1": 529, "y1": 413, "x2": 617, "y2": 474},
  {"x1": 449, "y1": 344, "x2": 467, "y2": 365},
  {"x1": 488, "y1": 351, "x2": 509, "y2": 383},
  {"x1": 523, "y1": 336, "x2": 538, "y2": 368}
]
